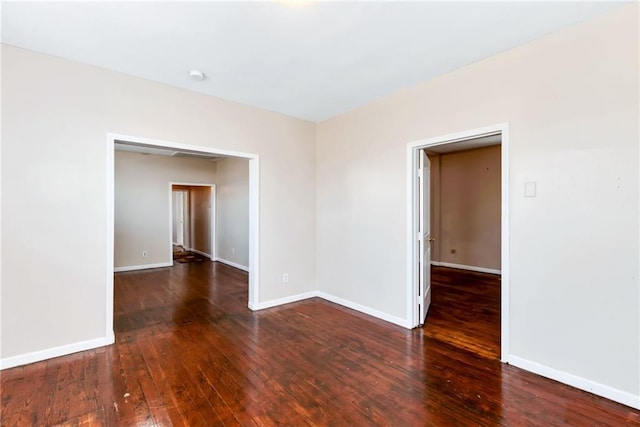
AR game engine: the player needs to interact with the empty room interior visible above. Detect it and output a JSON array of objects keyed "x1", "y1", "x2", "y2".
[{"x1": 1, "y1": 2, "x2": 639, "y2": 425}]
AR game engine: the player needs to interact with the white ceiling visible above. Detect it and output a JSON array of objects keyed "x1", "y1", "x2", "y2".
[{"x1": 1, "y1": 1, "x2": 625, "y2": 122}]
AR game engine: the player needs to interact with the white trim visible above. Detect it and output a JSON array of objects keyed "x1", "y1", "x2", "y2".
[
  {"x1": 248, "y1": 157, "x2": 260, "y2": 310},
  {"x1": 248, "y1": 290, "x2": 409, "y2": 328},
  {"x1": 406, "y1": 141, "x2": 417, "y2": 327},
  {"x1": 431, "y1": 261, "x2": 501, "y2": 275},
  {"x1": 105, "y1": 136, "x2": 115, "y2": 345},
  {"x1": 114, "y1": 262, "x2": 173, "y2": 272},
  {"x1": 110, "y1": 133, "x2": 256, "y2": 159},
  {"x1": 317, "y1": 292, "x2": 411, "y2": 328},
  {"x1": 500, "y1": 125, "x2": 510, "y2": 363},
  {"x1": 187, "y1": 248, "x2": 213, "y2": 259},
  {"x1": 215, "y1": 258, "x2": 249, "y2": 272},
  {"x1": 0, "y1": 336, "x2": 113, "y2": 370},
  {"x1": 406, "y1": 123, "x2": 510, "y2": 362},
  {"x1": 249, "y1": 291, "x2": 317, "y2": 310},
  {"x1": 169, "y1": 181, "x2": 218, "y2": 187},
  {"x1": 507, "y1": 355, "x2": 640, "y2": 410}
]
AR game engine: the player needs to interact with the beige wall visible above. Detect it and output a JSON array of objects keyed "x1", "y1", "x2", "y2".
[
  {"x1": 429, "y1": 153, "x2": 442, "y2": 265},
  {"x1": 190, "y1": 186, "x2": 212, "y2": 256},
  {"x1": 2, "y1": 45, "x2": 317, "y2": 361},
  {"x1": 429, "y1": 145, "x2": 501, "y2": 270},
  {"x1": 114, "y1": 151, "x2": 216, "y2": 268},
  {"x1": 216, "y1": 157, "x2": 250, "y2": 269},
  {"x1": 316, "y1": 5, "x2": 638, "y2": 398}
]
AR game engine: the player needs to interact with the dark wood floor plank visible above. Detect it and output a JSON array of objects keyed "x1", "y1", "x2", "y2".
[
  {"x1": 46, "y1": 353, "x2": 98, "y2": 425},
  {"x1": 113, "y1": 341, "x2": 161, "y2": 426},
  {"x1": 119, "y1": 340, "x2": 177, "y2": 427},
  {"x1": 137, "y1": 336, "x2": 201, "y2": 426},
  {"x1": 172, "y1": 325, "x2": 258, "y2": 426},
  {"x1": 32, "y1": 361, "x2": 64, "y2": 426},
  {"x1": 1, "y1": 362, "x2": 42, "y2": 425},
  {"x1": 1, "y1": 262, "x2": 639, "y2": 426},
  {"x1": 89, "y1": 348, "x2": 119, "y2": 427},
  {"x1": 50, "y1": 407, "x2": 105, "y2": 427},
  {"x1": 425, "y1": 266, "x2": 501, "y2": 359}
]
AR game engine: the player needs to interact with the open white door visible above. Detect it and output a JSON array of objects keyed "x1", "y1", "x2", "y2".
[
  {"x1": 174, "y1": 191, "x2": 185, "y2": 246},
  {"x1": 418, "y1": 150, "x2": 432, "y2": 324}
]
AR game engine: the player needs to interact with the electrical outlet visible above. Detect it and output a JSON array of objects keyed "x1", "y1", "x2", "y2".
[
  {"x1": 282, "y1": 273, "x2": 289, "y2": 284},
  {"x1": 232, "y1": 248, "x2": 235, "y2": 255},
  {"x1": 142, "y1": 251, "x2": 148, "y2": 257}
]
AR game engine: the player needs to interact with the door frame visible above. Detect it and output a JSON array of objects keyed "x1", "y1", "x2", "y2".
[
  {"x1": 418, "y1": 150, "x2": 432, "y2": 324},
  {"x1": 106, "y1": 133, "x2": 260, "y2": 343},
  {"x1": 169, "y1": 183, "x2": 216, "y2": 260},
  {"x1": 406, "y1": 123, "x2": 510, "y2": 362}
]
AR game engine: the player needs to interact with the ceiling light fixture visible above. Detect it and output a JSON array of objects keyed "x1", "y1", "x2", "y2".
[
  {"x1": 279, "y1": 0, "x2": 312, "y2": 6},
  {"x1": 189, "y1": 70, "x2": 206, "y2": 81}
]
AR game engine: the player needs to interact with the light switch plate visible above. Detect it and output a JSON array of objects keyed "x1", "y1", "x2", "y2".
[{"x1": 525, "y1": 182, "x2": 536, "y2": 197}]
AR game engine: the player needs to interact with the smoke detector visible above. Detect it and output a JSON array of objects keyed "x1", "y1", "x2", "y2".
[{"x1": 189, "y1": 70, "x2": 206, "y2": 81}]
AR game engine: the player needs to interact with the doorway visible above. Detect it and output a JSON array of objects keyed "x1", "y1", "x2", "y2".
[
  {"x1": 170, "y1": 183, "x2": 216, "y2": 261},
  {"x1": 406, "y1": 123, "x2": 510, "y2": 362},
  {"x1": 106, "y1": 133, "x2": 261, "y2": 343}
]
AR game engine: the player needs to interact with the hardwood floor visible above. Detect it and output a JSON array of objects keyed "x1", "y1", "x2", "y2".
[
  {"x1": 2, "y1": 262, "x2": 639, "y2": 426},
  {"x1": 425, "y1": 266, "x2": 501, "y2": 360}
]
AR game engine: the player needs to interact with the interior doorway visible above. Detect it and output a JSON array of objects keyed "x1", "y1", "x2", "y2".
[
  {"x1": 106, "y1": 133, "x2": 261, "y2": 344},
  {"x1": 425, "y1": 143, "x2": 502, "y2": 359},
  {"x1": 170, "y1": 183, "x2": 216, "y2": 261},
  {"x1": 407, "y1": 123, "x2": 510, "y2": 362}
]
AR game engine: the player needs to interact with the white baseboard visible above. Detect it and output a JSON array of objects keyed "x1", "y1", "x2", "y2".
[
  {"x1": 507, "y1": 355, "x2": 640, "y2": 410},
  {"x1": 114, "y1": 262, "x2": 173, "y2": 272},
  {"x1": 0, "y1": 336, "x2": 113, "y2": 370},
  {"x1": 316, "y1": 291, "x2": 411, "y2": 328},
  {"x1": 249, "y1": 291, "x2": 318, "y2": 310},
  {"x1": 187, "y1": 248, "x2": 213, "y2": 259},
  {"x1": 431, "y1": 261, "x2": 501, "y2": 275},
  {"x1": 249, "y1": 289, "x2": 410, "y2": 328},
  {"x1": 215, "y1": 257, "x2": 249, "y2": 272}
]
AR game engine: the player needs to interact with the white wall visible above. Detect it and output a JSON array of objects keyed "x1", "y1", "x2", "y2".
[
  {"x1": 115, "y1": 151, "x2": 217, "y2": 269},
  {"x1": 1, "y1": 44, "x2": 317, "y2": 362},
  {"x1": 316, "y1": 5, "x2": 638, "y2": 402},
  {"x1": 216, "y1": 157, "x2": 249, "y2": 269}
]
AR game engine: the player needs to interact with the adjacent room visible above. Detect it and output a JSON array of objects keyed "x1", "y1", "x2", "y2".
[
  {"x1": 423, "y1": 138, "x2": 502, "y2": 360},
  {"x1": 113, "y1": 141, "x2": 251, "y2": 269}
]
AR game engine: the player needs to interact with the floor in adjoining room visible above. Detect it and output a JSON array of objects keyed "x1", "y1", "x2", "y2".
[
  {"x1": 425, "y1": 266, "x2": 501, "y2": 360},
  {"x1": 1, "y1": 262, "x2": 639, "y2": 425}
]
